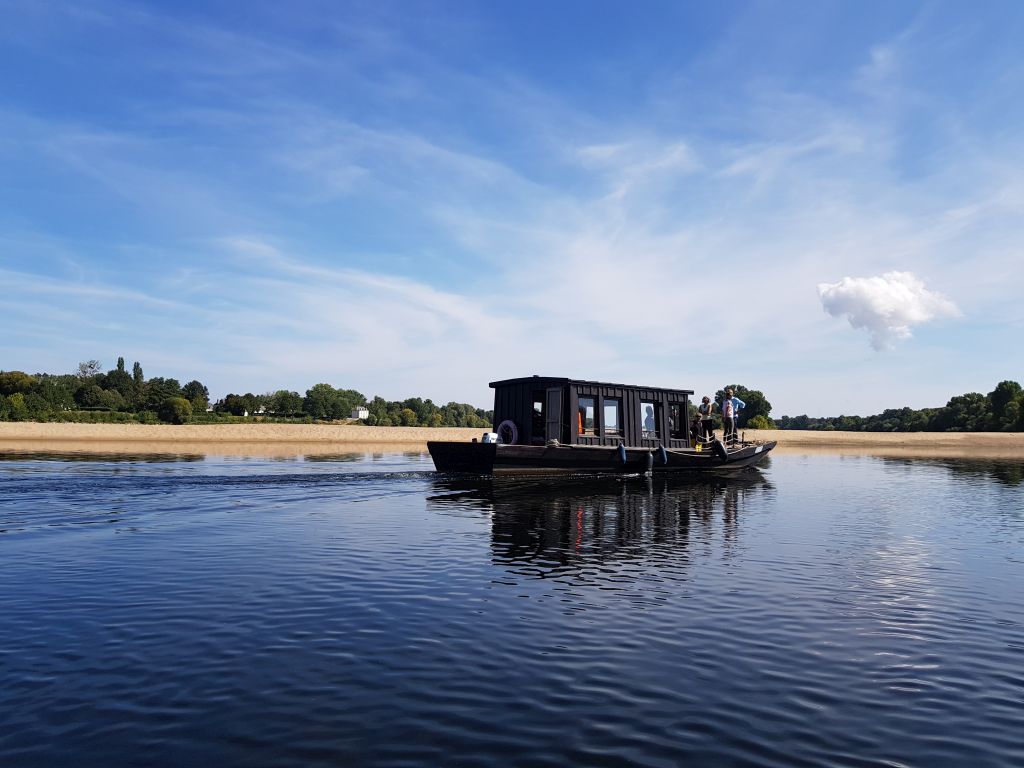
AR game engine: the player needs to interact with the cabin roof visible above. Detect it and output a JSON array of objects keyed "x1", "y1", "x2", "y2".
[{"x1": 489, "y1": 375, "x2": 693, "y2": 396}]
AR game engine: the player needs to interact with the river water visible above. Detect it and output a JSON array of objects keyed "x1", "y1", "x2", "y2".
[{"x1": 1, "y1": 449, "x2": 1022, "y2": 767}]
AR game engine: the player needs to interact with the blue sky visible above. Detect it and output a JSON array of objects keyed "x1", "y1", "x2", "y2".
[{"x1": 1, "y1": 1, "x2": 1022, "y2": 416}]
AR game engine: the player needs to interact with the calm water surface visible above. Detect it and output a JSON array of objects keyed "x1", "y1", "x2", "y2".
[{"x1": 1, "y1": 449, "x2": 1022, "y2": 767}]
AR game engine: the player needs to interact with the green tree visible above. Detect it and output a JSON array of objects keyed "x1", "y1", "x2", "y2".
[
  {"x1": 1005, "y1": 399, "x2": 1022, "y2": 431},
  {"x1": 440, "y1": 401, "x2": 488, "y2": 427},
  {"x1": 182, "y1": 380, "x2": 210, "y2": 412},
  {"x1": 267, "y1": 390, "x2": 304, "y2": 415},
  {"x1": 0, "y1": 371, "x2": 36, "y2": 396},
  {"x1": 132, "y1": 361, "x2": 144, "y2": 387},
  {"x1": 216, "y1": 394, "x2": 248, "y2": 416},
  {"x1": 143, "y1": 378, "x2": 183, "y2": 411},
  {"x1": 217, "y1": 393, "x2": 260, "y2": 416},
  {"x1": 747, "y1": 415, "x2": 773, "y2": 429},
  {"x1": 987, "y1": 380, "x2": 1022, "y2": 431},
  {"x1": 929, "y1": 392, "x2": 989, "y2": 432},
  {"x1": 23, "y1": 393, "x2": 52, "y2": 420},
  {"x1": 104, "y1": 360, "x2": 136, "y2": 403},
  {"x1": 7, "y1": 392, "x2": 29, "y2": 421},
  {"x1": 367, "y1": 396, "x2": 390, "y2": 424},
  {"x1": 335, "y1": 388, "x2": 367, "y2": 419},
  {"x1": 102, "y1": 389, "x2": 126, "y2": 411},
  {"x1": 304, "y1": 383, "x2": 343, "y2": 420},
  {"x1": 776, "y1": 414, "x2": 812, "y2": 430},
  {"x1": 408, "y1": 397, "x2": 440, "y2": 425},
  {"x1": 158, "y1": 397, "x2": 193, "y2": 425},
  {"x1": 33, "y1": 375, "x2": 76, "y2": 412},
  {"x1": 834, "y1": 415, "x2": 864, "y2": 431},
  {"x1": 75, "y1": 384, "x2": 108, "y2": 409}
]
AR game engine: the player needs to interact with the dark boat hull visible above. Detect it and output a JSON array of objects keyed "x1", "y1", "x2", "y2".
[{"x1": 428, "y1": 440, "x2": 776, "y2": 475}]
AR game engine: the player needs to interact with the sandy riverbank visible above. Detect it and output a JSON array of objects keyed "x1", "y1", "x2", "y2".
[
  {"x1": 0, "y1": 423, "x2": 481, "y2": 457},
  {"x1": 753, "y1": 429, "x2": 1024, "y2": 459},
  {"x1": 0, "y1": 422, "x2": 482, "y2": 443},
  {"x1": 0, "y1": 422, "x2": 1022, "y2": 458}
]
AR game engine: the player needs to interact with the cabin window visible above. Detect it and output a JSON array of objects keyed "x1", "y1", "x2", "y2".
[
  {"x1": 603, "y1": 398, "x2": 621, "y2": 436},
  {"x1": 669, "y1": 403, "x2": 685, "y2": 440},
  {"x1": 531, "y1": 391, "x2": 545, "y2": 444},
  {"x1": 578, "y1": 397, "x2": 596, "y2": 435},
  {"x1": 640, "y1": 401, "x2": 659, "y2": 439}
]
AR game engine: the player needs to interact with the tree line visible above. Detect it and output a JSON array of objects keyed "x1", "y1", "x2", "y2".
[
  {"x1": 774, "y1": 380, "x2": 1024, "y2": 432},
  {"x1": 0, "y1": 359, "x2": 492, "y2": 428},
  {"x1": 216, "y1": 388, "x2": 493, "y2": 428},
  {"x1": 3, "y1": 363, "x2": 1019, "y2": 433}
]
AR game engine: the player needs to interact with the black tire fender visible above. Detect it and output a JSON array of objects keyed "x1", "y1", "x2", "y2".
[{"x1": 496, "y1": 420, "x2": 518, "y2": 445}]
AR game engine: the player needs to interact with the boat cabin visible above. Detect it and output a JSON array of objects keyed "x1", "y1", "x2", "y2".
[{"x1": 490, "y1": 376, "x2": 695, "y2": 449}]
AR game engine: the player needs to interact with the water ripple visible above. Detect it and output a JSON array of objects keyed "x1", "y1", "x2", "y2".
[{"x1": 1, "y1": 452, "x2": 1023, "y2": 766}]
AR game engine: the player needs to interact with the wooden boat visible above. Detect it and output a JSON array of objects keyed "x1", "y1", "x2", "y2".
[{"x1": 428, "y1": 376, "x2": 775, "y2": 475}]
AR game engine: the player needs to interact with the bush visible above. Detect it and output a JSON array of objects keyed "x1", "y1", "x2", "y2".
[
  {"x1": 747, "y1": 415, "x2": 774, "y2": 430},
  {"x1": 49, "y1": 410, "x2": 137, "y2": 423},
  {"x1": 158, "y1": 397, "x2": 193, "y2": 425},
  {"x1": 189, "y1": 412, "x2": 242, "y2": 424},
  {"x1": 6, "y1": 393, "x2": 29, "y2": 421}
]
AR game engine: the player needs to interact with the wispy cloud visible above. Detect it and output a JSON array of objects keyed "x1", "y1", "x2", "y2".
[{"x1": 3, "y1": 3, "x2": 1023, "y2": 415}]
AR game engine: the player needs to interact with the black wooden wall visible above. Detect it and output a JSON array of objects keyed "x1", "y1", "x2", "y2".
[{"x1": 491, "y1": 377, "x2": 692, "y2": 448}]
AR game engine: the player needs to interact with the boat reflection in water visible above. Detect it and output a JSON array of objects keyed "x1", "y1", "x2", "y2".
[{"x1": 429, "y1": 465, "x2": 774, "y2": 579}]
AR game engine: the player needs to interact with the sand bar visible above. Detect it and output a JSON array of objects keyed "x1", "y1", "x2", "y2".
[
  {"x1": 0, "y1": 423, "x2": 1022, "y2": 458},
  {"x1": 756, "y1": 429, "x2": 1024, "y2": 459},
  {"x1": 0, "y1": 422, "x2": 481, "y2": 443},
  {"x1": 0, "y1": 423, "x2": 478, "y2": 458}
]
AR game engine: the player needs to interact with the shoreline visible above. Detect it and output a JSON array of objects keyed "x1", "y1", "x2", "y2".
[
  {"x1": 0, "y1": 422, "x2": 483, "y2": 443},
  {"x1": 752, "y1": 428, "x2": 1024, "y2": 450},
  {"x1": 0, "y1": 423, "x2": 1022, "y2": 458}
]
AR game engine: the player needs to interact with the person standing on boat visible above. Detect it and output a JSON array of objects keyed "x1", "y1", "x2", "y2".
[
  {"x1": 689, "y1": 410, "x2": 703, "y2": 442},
  {"x1": 721, "y1": 388, "x2": 745, "y2": 441},
  {"x1": 697, "y1": 396, "x2": 715, "y2": 440}
]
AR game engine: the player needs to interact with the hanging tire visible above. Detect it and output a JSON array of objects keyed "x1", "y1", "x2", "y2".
[
  {"x1": 496, "y1": 420, "x2": 519, "y2": 445},
  {"x1": 712, "y1": 439, "x2": 729, "y2": 461}
]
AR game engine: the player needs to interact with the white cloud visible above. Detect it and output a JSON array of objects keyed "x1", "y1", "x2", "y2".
[{"x1": 817, "y1": 271, "x2": 961, "y2": 350}]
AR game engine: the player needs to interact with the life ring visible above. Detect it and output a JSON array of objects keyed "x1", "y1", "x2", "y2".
[{"x1": 496, "y1": 420, "x2": 518, "y2": 444}]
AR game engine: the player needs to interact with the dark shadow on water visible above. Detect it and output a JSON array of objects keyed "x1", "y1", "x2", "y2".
[
  {"x1": 302, "y1": 452, "x2": 371, "y2": 463},
  {"x1": 303, "y1": 450, "x2": 427, "y2": 463},
  {"x1": 429, "y1": 469, "x2": 774, "y2": 579},
  {"x1": 0, "y1": 451, "x2": 204, "y2": 463}
]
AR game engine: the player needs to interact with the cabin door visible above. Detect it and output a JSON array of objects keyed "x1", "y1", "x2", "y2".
[{"x1": 545, "y1": 387, "x2": 562, "y2": 443}]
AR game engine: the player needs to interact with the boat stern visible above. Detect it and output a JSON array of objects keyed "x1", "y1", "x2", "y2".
[{"x1": 427, "y1": 441, "x2": 497, "y2": 473}]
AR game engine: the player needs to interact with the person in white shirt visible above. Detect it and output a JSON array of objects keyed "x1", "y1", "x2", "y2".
[{"x1": 721, "y1": 388, "x2": 745, "y2": 441}]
